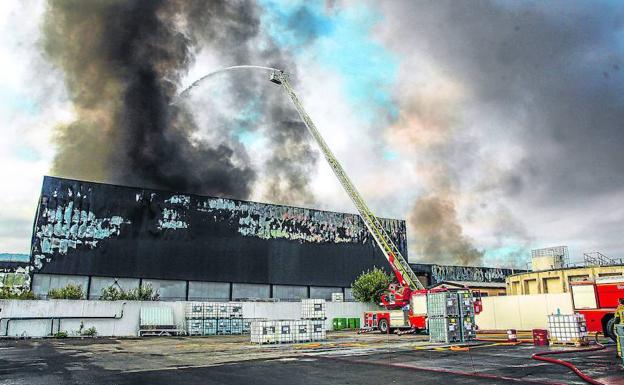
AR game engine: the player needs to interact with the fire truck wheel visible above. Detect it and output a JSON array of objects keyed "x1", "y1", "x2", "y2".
[
  {"x1": 378, "y1": 319, "x2": 389, "y2": 334},
  {"x1": 605, "y1": 317, "x2": 616, "y2": 341}
]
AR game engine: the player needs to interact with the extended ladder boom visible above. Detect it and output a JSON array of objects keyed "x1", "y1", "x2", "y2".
[{"x1": 270, "y1": 70, "x2": 424, "y2": 291}]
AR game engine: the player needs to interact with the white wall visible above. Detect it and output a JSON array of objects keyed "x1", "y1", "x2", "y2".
[
  {"x1": 0, "y1": 299, "x2": 378, "y2": 338},
  {"x1": 475, "y1": 293, "x2": 573, "y2": 330}
]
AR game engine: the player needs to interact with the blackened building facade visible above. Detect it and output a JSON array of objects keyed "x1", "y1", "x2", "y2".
[{"x1": 28, "y1": 176, "x2": 407, "y2": 300}]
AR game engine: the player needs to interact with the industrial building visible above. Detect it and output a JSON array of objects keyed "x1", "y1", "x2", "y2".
[
  {"x1": 27, "y1": 176, "x2": 409, "y2": 301},
  {"x1": 506, "y1": 247, "x2": 624, "y2": 295},
  {"x1": 409, "y1": 263, "x2": 520, "y2": 290},
  {"x1": 429, "y1": 281, "x2": 507, "y2": 297},
  {"x1": 9, "y1": 176, "x2": 523, "y2": 300}
]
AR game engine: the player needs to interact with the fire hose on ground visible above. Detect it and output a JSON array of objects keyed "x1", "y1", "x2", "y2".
[{"x1": 531, "y1": 334, "x2": 607, "y2": 385}]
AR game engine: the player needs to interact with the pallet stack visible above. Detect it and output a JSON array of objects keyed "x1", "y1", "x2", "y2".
[
  {"x1": 427, "y1": 290, "x2": 476, "y2": 343},
  {"x1": 250, "y1": 319, "x2": 324, "y2": 344},
  {"x1": 301, "y1": 299, "x2": 326, "y2": 320},
  {"x1": 301, "y1": 299, "x2": 326, "y2": 341},
  {"x1": 458, "y1": 290, "x2": 477, "y2": 341},
  {"x1": 331, "y1": 292, "x2": 344, "y2": 302},
  {"x1": 250, "y1": 320, "x2": 278, "y2": 344},
  {"x1": 427, "y1": 291, "x2": 461, "y2": 343},
  {"x1": 250, "y1": 299, "x2": 327, "y2": 344},
  {"x1": 185, "y1": 302, "x2": 245, "y2": 336},
  {"x1": 185, "y1": 302, "x2": 205, "y2": 336},
  {"x1": 547, "y1": 313, "x2": 588, "y2": 346}
]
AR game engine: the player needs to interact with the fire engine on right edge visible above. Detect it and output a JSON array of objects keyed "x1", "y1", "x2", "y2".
[{"x1": 570, "y1": 276, "x2": 624, "y2": 340}]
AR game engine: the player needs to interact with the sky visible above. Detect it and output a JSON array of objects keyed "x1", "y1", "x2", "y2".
[{"x1": 0, "y1": 0, "x2": 623, "y2": 267}]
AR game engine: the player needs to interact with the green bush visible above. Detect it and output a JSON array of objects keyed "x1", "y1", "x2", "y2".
[
  {"x1": 100, "y1": 283, "x2": 159, "y2": 301},
  {"x1": 128, "y1": 284, "x2": 159, "y2": 301},
  {"x1": 54, "y1": 330, "x2": 68, "y2": 338},
  {"x1": 48, "y1": 284, "x2": 84, "y2": 299},
  {"x1": 351, "y1": 267, "x2": 394, "y2": 303},
  {"x1": 100, "y1": 285, "x2": 124, "y2": 301},
  {"x1": 0, "y1": 287, "x2": 35, "y2": 299},
  {"x1": 82, "y1": 326, "x2": 97, "y2": 337}
]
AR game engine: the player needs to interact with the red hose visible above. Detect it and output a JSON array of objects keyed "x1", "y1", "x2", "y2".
[
  {"x1": 313, "y1": 355, "x2": 564, "y2": 384},
  {"x1": 531, "y1": 338, "x2": 606, "y2": 385}
]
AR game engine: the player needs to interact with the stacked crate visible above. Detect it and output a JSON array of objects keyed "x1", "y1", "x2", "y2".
[
  {"x1": 231, "y1": 319, "x2": 243, "y2": 334},
  {"x1": 250, "y1": 299, "x2": 327, "y2": 344},
  {"x1": 216, "y1": 302, "x2": 243, "y2": 335},
  {"x1": 457, "y1": 290, "x2": 477, "y2": 341},
  {"x1": 185, "y1": 302, "x2": 204, "y2": 336},
  {"x1": 184, "y1": 302, "x2": 246, "y2": 336},
  {"x1": 203, "y1": 318, "x2": 217, "y2": 335},
  {"x1": 217, "y1": 318, "x2": 231, "y2": 335},
  {"x1": 243, "y1": 318, "x2": 265, "y2": 334},
  {"x1": 277, "y1": 322, "x2": 294, "y2": 343},
  {"x1": 301, "y1": 299, "x2": 326, "y2": 320},
  {"x1": 331, "y1": 292, "x2": 344, "y2": 302},
  {"x1": 301, "y1": 299, "x2": 326, "y2": 341},
  {"x1": 250, "y1": 320, "x2": 278, "y2": 344},
  {"x1": 308, "y1": 320, "x2": 326, "y2": 341},
  {"x1": 293, "y1": 320, "x2": 310, "y2": 342},
  {"x1": 203, "y1": 303, "x2": 217, "y2": 318},
  {"x1": 250, "y1": 319, "x2": 325, "y2": 344},
  {"x1": 427, "y1": 291, "x2": 462, "y2": 343},
  {"x1": 547, "y1": 314, "x2": 588, "y2": 345}
]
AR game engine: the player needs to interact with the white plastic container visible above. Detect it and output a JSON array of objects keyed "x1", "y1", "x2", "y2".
[
  {"x1": 301, "y1": 299, "x2": 326, "y2": 320},
  {"x1": 186, "y1": 319, "x2": 203, "y2": 336},
  {"x1": 548, "y1": 313, "x2": 587, "y2": 342},
  {"x1": 331, "y1": 292, "x2": 344, "y2": 302},
  {"x1": 203, "y1": 302, "x2": 217, "y2": 318},
  {"x1": 277, "y1": 321, "x2": 294, "y2": 343},
  {"x1": 185, "y1": 302, "x2": 204, "y2": 319},
  {"x1": 293, "y1": 320, "x2": 311, "y2": 342},
  {"x1": 308, "y1": 320, "x2": 326, "y2": 341},
  {"x1": 250, "y1": 320, "x2": 278, "y2": 344}
]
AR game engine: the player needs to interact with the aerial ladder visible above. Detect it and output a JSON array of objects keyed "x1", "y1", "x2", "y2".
[{"x1": 268, "y1": 70, "x2": 424, "y2": 309}]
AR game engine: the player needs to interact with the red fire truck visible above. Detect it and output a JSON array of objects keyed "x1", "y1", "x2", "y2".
[
  {"x1": 363, "y1": 287, "x2": 482, "y2": 333},
  {"x1": 363, "y1": 290, "x2": 428, "y2": 333},
  {"x1": 570, "y1": 276, "x2": 624, "y2": 340}
]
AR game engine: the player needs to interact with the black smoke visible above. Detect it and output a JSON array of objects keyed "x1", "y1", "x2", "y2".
[{"x1": 44, "y1": 0, "x2": 317, "y2": 202}]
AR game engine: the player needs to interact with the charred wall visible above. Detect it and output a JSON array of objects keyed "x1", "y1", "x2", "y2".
[
  {"x1": 30, "y1": 176, "x2": 406, "y2": 288},
  {"x1": 409, "y1": 263, "x2": 523, "y2": 286}
]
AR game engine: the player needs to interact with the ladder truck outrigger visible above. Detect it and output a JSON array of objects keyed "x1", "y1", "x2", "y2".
[{"x1": 269, "y1": 70, "x2": 482, "y2": 334}]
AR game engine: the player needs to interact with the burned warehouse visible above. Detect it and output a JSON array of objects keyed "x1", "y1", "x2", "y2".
[{"x1": 27, "y1": 176, "x2": 407, "y2": 300}]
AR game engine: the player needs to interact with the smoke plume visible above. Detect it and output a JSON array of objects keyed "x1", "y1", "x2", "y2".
[
  {"x1": 387, "y1": 81, "x2": 485, "y2": 265},
  {"x1": 43, "y1": 0, "x2": 317, "y2": 202},
  {"x1": 409, "y1": 196, "x2": 484, "y2": 265}
]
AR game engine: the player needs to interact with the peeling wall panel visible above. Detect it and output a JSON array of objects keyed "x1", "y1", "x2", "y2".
[
  {"x1": 409, "y1": 263, "x2": 524, "y2": 285},
  {"x1": 30, "y1": 176, "x2": 407, "y2": 288}
]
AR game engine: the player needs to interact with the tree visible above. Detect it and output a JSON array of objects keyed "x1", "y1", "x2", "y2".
[{"x1": 351, "y1": 267, "x2": 393, "y2": 303}]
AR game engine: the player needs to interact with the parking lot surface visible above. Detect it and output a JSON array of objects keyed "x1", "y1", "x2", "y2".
[{"x1": 1, "y1": 332, "x2": 622, "y2": 384}]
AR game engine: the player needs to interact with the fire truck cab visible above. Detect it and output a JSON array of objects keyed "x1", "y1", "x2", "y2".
[
  {"x1": 364, "y1": 290, "x2": 428, "y2": 333},
  {"x1": 570, "y1": 276, "x2": 624, "y2": 340}
]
